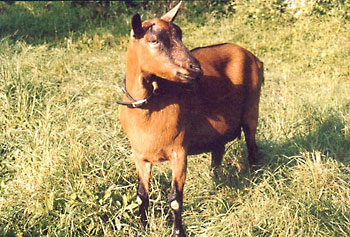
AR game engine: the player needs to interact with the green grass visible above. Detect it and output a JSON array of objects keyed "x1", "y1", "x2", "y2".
[{"x1": 1, "y1": 1, "x2": 350, "y2": 236}]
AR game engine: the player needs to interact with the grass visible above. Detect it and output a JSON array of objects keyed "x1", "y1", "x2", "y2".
[{"x1": 1, "y1": 1, "x2": 350, "y2": 236}]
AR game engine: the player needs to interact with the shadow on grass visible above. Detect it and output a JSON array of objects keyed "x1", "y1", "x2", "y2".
[
  {"x1": 214, "y1": 106, "x2": 350, "y2": 190},
  {"x1": 262, "y1": 107, "x2": 350, "y2": 166}
]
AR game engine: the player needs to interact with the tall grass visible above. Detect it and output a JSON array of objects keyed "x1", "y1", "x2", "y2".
[{"x1": 1, "y1": 1, "x2": 350, "y2": 236}]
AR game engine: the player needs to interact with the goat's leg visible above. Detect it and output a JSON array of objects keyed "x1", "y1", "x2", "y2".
[
  {"x1": 169, "y1": 149, "x2": 187, "y2": 237},
  {"x1": 210, "y1": 144, "x2": 225, "y2": 169},
  {"x1": 210, "y1": 144, "x2": 225, "y2": 177},
  {"x1": 135, "y1": 158, "x2": 152, "y2": 229},
  {"x1": 242, "y1": 73, "x2": 261, "y2": 167},
  {"x1": 242, "y1": 122, "x2": 258, "y2": 166}
]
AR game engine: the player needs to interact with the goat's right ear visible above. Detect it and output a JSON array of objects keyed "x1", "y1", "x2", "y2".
[{"x1": 132, "y1": 13, "x2": 143, "y2": 39}]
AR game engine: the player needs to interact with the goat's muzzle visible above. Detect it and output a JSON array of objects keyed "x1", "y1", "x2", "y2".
[{"x1": 176, "y1": 62, "x2": 202, "y2": 83}]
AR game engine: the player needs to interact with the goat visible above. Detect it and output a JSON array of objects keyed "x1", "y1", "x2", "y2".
[{"x1": 118, "y1": 2, "x2": 264, "y2": 236}]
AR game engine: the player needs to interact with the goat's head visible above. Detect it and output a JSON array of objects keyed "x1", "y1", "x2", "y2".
[{"x1": 128, "y1": 2, "x2": 202, "y2": 84}]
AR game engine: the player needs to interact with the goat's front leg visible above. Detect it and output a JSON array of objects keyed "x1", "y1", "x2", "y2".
[
  {"x1": 169, "y1": 149, "x2": 187, "y2": 237},
  {"x1": 135, "y1": 157, "x2": 152, "y2": 229}
]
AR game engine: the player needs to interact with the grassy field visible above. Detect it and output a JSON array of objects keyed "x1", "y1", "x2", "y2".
[{"x1": 1, "y1": 1, "x2": 350, "y2": 236}]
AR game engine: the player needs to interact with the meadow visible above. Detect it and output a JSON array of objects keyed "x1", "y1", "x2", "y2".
[{"x1": 1, "y1": 1, "x2": 350, "y2": 236}]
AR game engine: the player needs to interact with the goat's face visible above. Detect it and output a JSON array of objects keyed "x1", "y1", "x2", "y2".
[{"x1": 129, "y1": 10, "x2": 202, "y2": 83}]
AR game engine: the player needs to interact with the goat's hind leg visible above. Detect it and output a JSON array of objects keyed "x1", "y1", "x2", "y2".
[
  {"x1": 210, "y1": 144, "x2": 225, "y2": 169},
  {"x1": 242, "y1": 123, "x2": 258, "y2": 166},
  {"x1": 210, "y1": 144, "x2": 225, "y2": 177},
  {"x1": 242, "y1": 107, "x2": 259, "y2": 166},
  {"x1": 242, "y1": 60, "x2": 263, "y2": 167}
]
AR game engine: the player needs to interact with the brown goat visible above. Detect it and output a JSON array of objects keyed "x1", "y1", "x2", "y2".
[{"x1": 118, "y1": 2, "x2": 264, "y2": 236}]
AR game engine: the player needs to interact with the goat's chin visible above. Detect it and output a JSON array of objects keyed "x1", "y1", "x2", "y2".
[
  {"x1": 150, "y1": 71, "x2": 199, "y2": 84},
  {"x1": 175, "y1": 72, "x2": 200, "y2": 84},
  {"x1": 178, "y1": 78, "x2": 197, "y2": 84}
]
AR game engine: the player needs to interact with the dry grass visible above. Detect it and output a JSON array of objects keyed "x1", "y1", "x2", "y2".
[{"x1": 1, "y1": 1, "x2": 350, "y2": 236}]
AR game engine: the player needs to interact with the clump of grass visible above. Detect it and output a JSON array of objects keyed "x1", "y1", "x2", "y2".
[{"x1": 1, "y1": 1, "x2": 350, "y2": 236}]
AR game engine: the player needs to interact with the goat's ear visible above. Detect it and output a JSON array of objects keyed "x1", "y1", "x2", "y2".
[
  {"x1": 132, "y1": 13, "x2": 143, "y2": 38},
  {"x1": 161, "y1": 1, "x2": 182, "y2": 22}
]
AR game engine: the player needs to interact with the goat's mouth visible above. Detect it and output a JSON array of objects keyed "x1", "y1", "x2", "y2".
[
  {"x1": 176, "y1": 72, "x2": 198, "y2": 83},
  {"x1": 176, "y1": 65, "x2": 203, "y2": 83}
]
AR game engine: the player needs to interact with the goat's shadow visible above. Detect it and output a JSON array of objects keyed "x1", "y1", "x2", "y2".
[{"x1": 214, "y1": 108, "x2": 350, "y2": 190}]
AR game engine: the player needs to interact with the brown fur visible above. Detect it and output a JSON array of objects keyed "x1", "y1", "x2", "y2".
[{"x1": 119, "y1": 3, "x2": 263, "y2": 236}]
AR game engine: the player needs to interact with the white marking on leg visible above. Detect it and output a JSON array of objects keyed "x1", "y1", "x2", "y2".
[
  {"x1": 171, "y1": 200, "x2": 179, "y2": 211},
  {"x1": 172, "y1": 229, "x2": 181, "y2": 236},
  {"x1": 137, "y1": 195, "x2": 143, "y2": 205}
]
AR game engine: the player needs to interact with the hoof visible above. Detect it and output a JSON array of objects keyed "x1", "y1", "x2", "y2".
[
  {"x1": 172, "y1": 227, "x2": 185, "y2": 237},
  {"x1": 210, "y1": 166, "x2": 222, "y2": 178},
  {"x1": 235, "y1": 161, "x2": 248, "y2": 174}
]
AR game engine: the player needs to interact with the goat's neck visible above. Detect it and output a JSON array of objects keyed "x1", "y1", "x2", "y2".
[
  {"x1": 125, "y1": 47, "x2": 153, "y2": 101},
  {"x1": 126, "y1": 72, "x2": 151, "y2": 101}
]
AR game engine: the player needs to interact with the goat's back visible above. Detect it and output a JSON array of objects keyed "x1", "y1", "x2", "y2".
[{"x1": 191, "y1": 43, "x2": 263, "y2": 87}]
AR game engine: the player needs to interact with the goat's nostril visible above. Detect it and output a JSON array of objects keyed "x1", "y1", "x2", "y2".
[{"x1": 188, "y1": 63, "x2": 201, "y2": 72}]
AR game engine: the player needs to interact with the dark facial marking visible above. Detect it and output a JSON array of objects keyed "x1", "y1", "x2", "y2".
[
  {"x1": 147, "y1": 25, "x2": 169, "y2": 46},
  {"x1": 172, "y1": 24, "x2": 182, "y2": 40},
  {"x1": 145, "y1": 25, "x2": 174, "y2": 61}
]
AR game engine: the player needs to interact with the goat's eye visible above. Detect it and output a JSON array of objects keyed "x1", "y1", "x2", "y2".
[{"x1": 148, "y1": 39, "x2": 159, "y2": 47}]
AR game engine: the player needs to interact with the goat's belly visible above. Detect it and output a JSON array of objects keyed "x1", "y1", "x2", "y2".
[
  {"x1": 187, "y1": 114, "x2": 241, "y2": 154},
  {"x1": 188, "y1": 128, "x2": 241, "y2": 155}
]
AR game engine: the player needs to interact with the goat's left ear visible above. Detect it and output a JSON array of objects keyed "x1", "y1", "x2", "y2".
[
  {"x1": 161, "y1": 1, "x2": 182, "y2": 22},
  {"x1": 132, "y1": 13, "x2": 143, "y2": 38}
]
